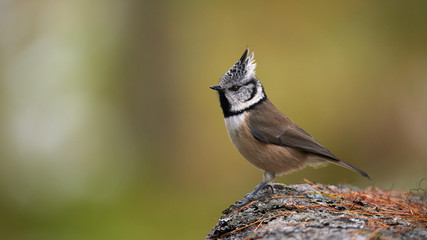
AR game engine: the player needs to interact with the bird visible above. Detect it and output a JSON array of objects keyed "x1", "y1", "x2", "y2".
[{"x1": 210, "y1": 48, "x2": 371, "y2": 206}]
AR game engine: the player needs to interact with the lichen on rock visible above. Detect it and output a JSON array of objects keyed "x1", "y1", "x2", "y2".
[{"x1": 206, "y1": 180, "x2": 427, "y2": 240}]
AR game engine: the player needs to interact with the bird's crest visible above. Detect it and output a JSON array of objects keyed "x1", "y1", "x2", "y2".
[{"x1": 220, "y1": 48, "x2": 257, "y2": 86}]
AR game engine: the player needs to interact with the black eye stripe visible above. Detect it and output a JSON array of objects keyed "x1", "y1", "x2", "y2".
[
  {"x1": 244, "y1": 79, "x2": 257, "y2": 86},
  {"x1": 245, "y1": 85, "x2": 258, "y2": 102},
  {"x1": 229, "y1": 79, "x2": 257, "y2": 91}
]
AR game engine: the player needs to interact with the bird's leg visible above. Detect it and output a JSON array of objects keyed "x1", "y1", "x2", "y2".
[{"x1": 235, "y1": 172, "x2": 275, "y2": 207}]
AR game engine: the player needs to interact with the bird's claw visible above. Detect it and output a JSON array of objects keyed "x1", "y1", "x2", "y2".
[{"x1": 234, "y1": 185, "x2": 274, "y2": 207}]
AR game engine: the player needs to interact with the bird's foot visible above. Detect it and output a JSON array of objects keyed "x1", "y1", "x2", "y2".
[{"x1": 234, "y1": 184, "x2": 274, "y2": 207}]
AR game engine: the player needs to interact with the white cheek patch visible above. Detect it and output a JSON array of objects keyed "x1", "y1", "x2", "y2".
[{"x1": 230, "y1": 85, "x2": 264, "y2": 112}]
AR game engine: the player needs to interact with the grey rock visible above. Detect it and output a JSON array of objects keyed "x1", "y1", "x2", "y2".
[{"x1": 206, "y1": 183, "x2": 427, "y2": 240}]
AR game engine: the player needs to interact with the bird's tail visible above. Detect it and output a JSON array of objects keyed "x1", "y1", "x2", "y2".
[{"x1": 332, "y1": 159, "x2": 371, "y2": 180}]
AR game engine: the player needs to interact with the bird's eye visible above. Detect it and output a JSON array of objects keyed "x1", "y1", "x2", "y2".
[{"x1": 230, "y1": 85, "x2": 241, "y2": 91}]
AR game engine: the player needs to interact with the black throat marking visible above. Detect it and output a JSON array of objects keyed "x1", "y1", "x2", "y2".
[{"x1": 218, "y1": 88, "x2": 267, "y2": 118}]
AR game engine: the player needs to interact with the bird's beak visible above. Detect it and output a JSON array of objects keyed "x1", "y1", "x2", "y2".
[{"x1": 210, "y1": 85, "x2": 222, "y2": 91}]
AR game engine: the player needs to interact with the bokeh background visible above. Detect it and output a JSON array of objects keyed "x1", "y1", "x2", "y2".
[{"x1": 1, "y1": 1, "x2": 426, "y2": 239}]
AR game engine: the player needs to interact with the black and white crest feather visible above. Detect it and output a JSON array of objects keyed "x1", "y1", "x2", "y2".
[{"x1": 219, "y1": 49, "x2": 257, "y2": 86}]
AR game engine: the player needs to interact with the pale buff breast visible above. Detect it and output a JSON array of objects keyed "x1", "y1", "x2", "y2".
[{"x1": 225, "y1": 113, "x2": 310, "y2": 175}]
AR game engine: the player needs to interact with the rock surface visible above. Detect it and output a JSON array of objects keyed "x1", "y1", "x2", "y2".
[{"x1": 206, "y1": 181, "x2": 427, "y2": 240}]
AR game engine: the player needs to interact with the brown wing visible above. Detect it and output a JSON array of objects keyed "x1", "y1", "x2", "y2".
[
  {"x1": 248, "y1": 100, "x2": 339, "y2": 161},
  {"x1": 248, "y1": 100, "x2": 372, "y2": 180}
]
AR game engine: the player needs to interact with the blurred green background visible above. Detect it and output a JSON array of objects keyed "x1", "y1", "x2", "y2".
[{"x1": 1, "y1": 1, "x2": 426, "y2": 239}]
